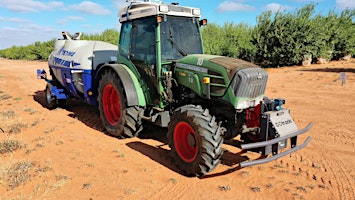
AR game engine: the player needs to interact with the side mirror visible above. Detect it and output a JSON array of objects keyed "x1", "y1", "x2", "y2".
[{"x1": 199, "y1": 19, "x2": 208, "y2": 26}]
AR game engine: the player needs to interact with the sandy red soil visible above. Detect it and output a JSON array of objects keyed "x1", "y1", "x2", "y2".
[{"x1": 0, "y1": 58, "x2": 354, "y2": 199}]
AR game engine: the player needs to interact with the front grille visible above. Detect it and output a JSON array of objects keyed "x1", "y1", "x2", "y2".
[{"x1": 231, "y1": 68, "x2": 268, "y2": 99}]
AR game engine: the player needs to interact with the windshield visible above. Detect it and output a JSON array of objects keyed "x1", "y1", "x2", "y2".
[{"x1": 160, "y1": 16, "x2": 203, "y2": 60}]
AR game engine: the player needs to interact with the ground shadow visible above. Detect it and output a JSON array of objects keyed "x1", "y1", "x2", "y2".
[
  {"x1": 33, "y1": 89, "x2": 251, "y2": 177},
  {"x1": 301, "y1": 67, "x2": 355, "y2": 73},
  {"x1": 126, "y1": 141, "x2": 182, "y2": 174},
  {"x1": 131, "y1": 127, "x2": 251, "y2": 178},
  {"x1": 33, "y1": 90, "x2": 106, "y2": 133},
  {"x1": 33, "y1": 90, "x2": 47, "y2": 109}
]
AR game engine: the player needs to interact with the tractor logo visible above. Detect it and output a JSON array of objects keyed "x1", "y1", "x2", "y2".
[{"x1": 197, "y1": 58, "x2": 204, "y2": 66}]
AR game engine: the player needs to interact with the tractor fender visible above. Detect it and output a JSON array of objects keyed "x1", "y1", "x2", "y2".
[{"x1": 96, "y1": 64, "x2": 146, "y2": 107}]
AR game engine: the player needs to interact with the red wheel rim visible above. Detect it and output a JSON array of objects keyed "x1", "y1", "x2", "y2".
[
  {"x1": 102, "y1": 84, "x2": 121, "y2": 126},
  {"x1": 174, "y1": 121, "x2": 198, "y2": 163}
]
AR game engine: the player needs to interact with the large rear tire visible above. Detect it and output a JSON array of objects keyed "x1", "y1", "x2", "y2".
[
  {"x1": 98, "y1": 70, "x2": 143, "y2": 137},
  {"x1": 168, "y1": 105, "x2": 224, "y2": 176}
]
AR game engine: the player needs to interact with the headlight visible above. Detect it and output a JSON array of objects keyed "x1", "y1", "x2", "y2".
[
  {"x1": 236, "y1": 100, "x2": 249, "y2": 110},
  {"x1": 159, "y1": 5, "x2": 169, "y2": 12},
  {"x1": 236, "y1": 98, "x2": 263, "y2": 109},
  {"x1": 192, "y1": 9, "x2": 200, "y2": 16}
]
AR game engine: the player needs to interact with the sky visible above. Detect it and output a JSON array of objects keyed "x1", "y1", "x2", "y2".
[{"x1": 0, "y1": 0, "x2": 354, "y2": 49}]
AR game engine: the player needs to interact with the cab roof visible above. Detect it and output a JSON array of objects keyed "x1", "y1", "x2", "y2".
[{"x1": 119, "y1": 1, "x2": 201, "y2": 23}]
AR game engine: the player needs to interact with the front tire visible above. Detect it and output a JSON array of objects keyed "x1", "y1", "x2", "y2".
[
  {"x1": 98, "y1": 70, "x2": 143, "y2": 137},
  {"x1": 168, "y1": 105, "x2": 224, "y2": 176}
]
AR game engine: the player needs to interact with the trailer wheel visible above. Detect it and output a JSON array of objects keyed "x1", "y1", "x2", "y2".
[
  {"x1": 45, "y1": 84, "x2": 57, "y2": 110},
  {"x1": 98, "y1": 70, "x2": 143, "y2": 138},
  {"x1": 168, "y1": 105, "x2": 224, "y2": 176}
]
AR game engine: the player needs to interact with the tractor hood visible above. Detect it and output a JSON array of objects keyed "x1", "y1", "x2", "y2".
[
  {"x1": 176, "y1": 54, "x2": 262, "y2": 79},
  {"x1": 175, "y1": 54, "x2": 268, "y2": 109}
]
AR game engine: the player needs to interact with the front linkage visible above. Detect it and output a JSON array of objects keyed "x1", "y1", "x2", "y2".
[{"x1": 239, "y1": 97, "x2": 312, "y2": 167}]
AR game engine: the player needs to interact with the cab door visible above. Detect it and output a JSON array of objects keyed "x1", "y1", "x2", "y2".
[{"x1": 119, "y1": 17, "x2": 159, "y2": 104}]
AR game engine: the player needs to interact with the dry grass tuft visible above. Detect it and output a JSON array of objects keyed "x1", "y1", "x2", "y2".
[
  {"x1": 0, "y1": 139, "x2": 24, "y2": 154},
  {"x1": 0, "y1": 110, "x2": 28, "y2": 134},
  {"x1": 251, "y1": 186, "x2": 262, "y2": 192},
  {"x1": 0, "y1": 94, "x2": 12, "y2": 100},
  {"x1": 8, "y1": 122, "x2": 28, "y2": 134},
  {"x1": 0, "y1": 110, "x2": 16, "y2": 118},
  {"x1": 6, "y1": 161, "x2": 36, "y2": 189},
  {"x1": 219, "y1": 185, "x2": 231, "y2": 191},
  {"x1": 24, "y1": 108, "x2": 36, "y2": 114},
  {"x1": 82, "y1": 183, "x2": 92, "y2": 190},
  {"x1": 169, "y1": 178, "x2": 177, "y2": 185}
]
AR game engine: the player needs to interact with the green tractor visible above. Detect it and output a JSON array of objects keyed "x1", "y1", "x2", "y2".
[{"x1": 40, "y1": 0, "x2": 312, "y2": 176}]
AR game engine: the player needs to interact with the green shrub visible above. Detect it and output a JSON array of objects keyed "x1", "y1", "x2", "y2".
[
  {"x1": 253, "y1": 4, "x2": 317, "y2": 66},
  {"x1": 201, "y1": 22, "x2": 256, "y2": 61}
]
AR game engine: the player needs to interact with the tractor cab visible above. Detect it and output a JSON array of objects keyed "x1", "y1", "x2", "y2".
[{"x1": 118, "y1": 0, "x2": 205, "y2": 106}]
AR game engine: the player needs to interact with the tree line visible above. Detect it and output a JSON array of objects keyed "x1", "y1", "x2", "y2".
[
  {"x1": 202, "y1": 4, "x2": 354, "y2": 67},
  {"x1": 0, "y1": 29, "x2": 119, "y2": 60},
  {"x1": 0, "y1": 4, "x2": 354, "y2": 67}
]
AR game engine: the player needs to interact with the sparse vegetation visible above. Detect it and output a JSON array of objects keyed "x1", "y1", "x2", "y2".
[
  {"x1": 32, "y1": 119, "x2": 40, "y2": 126},
  {"x1": 0, "y1": 139, "x2": 24, "y2": 154},
  {"x1": 0, "y1": 110, "x2": 28, "y2": 134},
  {"x1": 273, "y1": 164, "x2": 284, "y2": 169},
  {"x1": 124, "y1": 189, "x2": 135, "y2": 195},
  {"x1": 24, "y1": 108, "x2": 36, "y2": 114},
  {"x1": 86, "y1": 163, "x2": 94, "y2": 168},
  {"x1": 0, "y1": 110, "x2": 16, "y2": 118},
  {"x1": 251, "y1": 186, "x2": 262, "y2": 192},
  {"x1": 296, "y1": 186, "x2": 307, "y2": 193},
  {"x1": 55, "y1": 174, "x2": 71, "y2": 182},
  {"x1": 8, "y1": 122, "x2": 28, "y2": 134},
  {"x1": 0, "y1": 94, "x2": 12, "y2": 100},
  {"x1": 219, "y1": 185, "x2": 231, "y2": 191},
  {"x1": 6, "y1": 161, "x2": 35, "y2": 189},
  {"x1": 113, "y1": 149, "x2": 125, "y2": 157},
  {"x1": 82, "y1": 183, "x2": 92, "y2": 190},
  {"x1": 35, "y1": 165, "x2": 52, "y2": 174},
  {"x1": 307, "y1": 184, "x2": 315, "y2": 190},
  {"x1": 43, "y1": 126, "x2": 60, "y2": 134},
  {"x1": 169, "y1": 178, "x2": 177, "y2": 185},
  {"x1": 240, "y1": 170, "x2": 250, "y2": 177},
  {"x1": 36, "y1": 143, "x2": 45, "y2": 148},
  {"x1": 279, "y1": 169, "x2": 290, "y2": 173}
]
